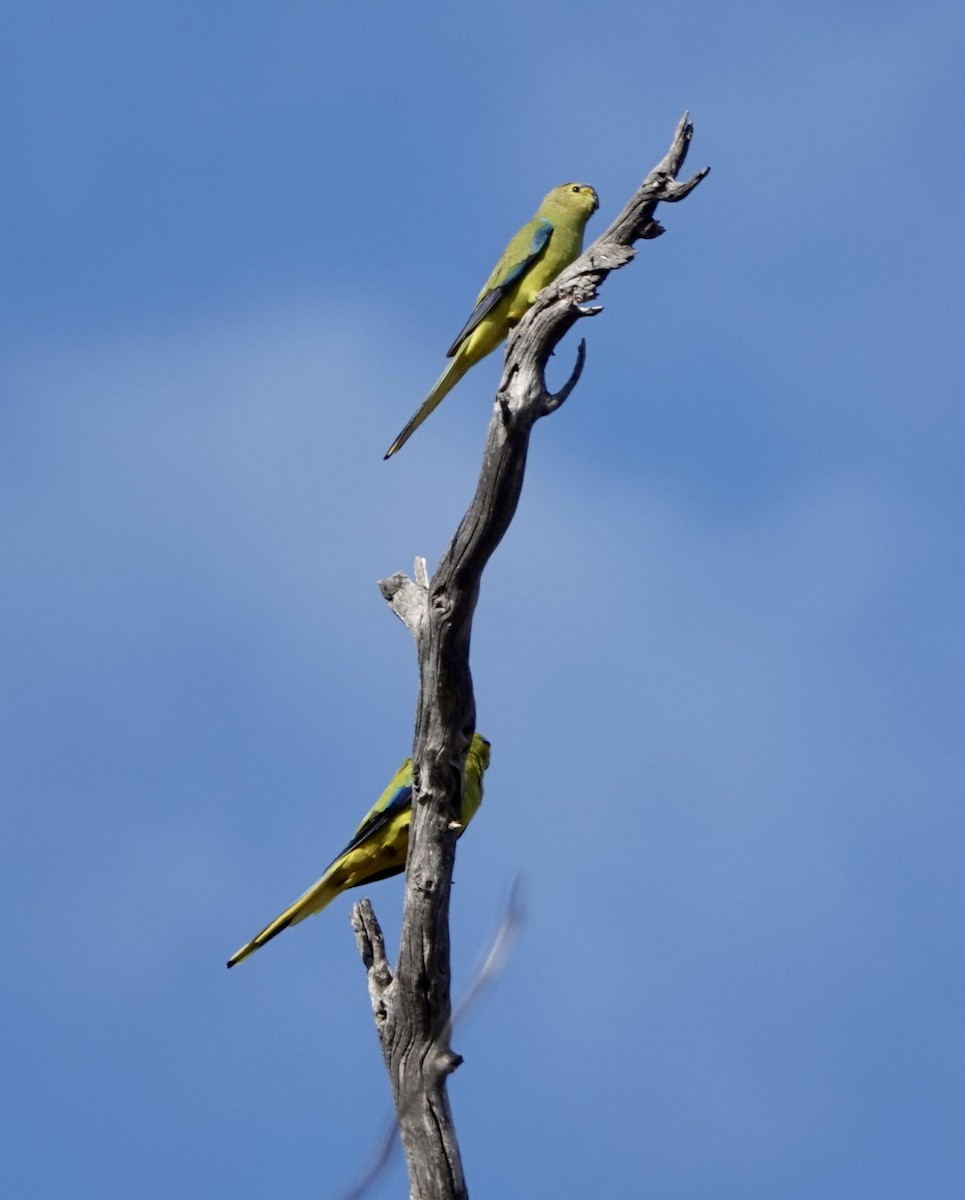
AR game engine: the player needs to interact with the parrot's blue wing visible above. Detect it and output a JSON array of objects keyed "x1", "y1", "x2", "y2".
[
  {"x1": 337, "y1": 777, "x2": 413, "y2": 859},
  {"x1": 445, "y1": 217, "x2": 554, "y2": 357}
]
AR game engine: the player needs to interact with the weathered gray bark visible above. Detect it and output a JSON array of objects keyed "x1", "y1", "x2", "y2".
[{"x1": 352, "y1": 113, "x2": 709, "y2": 1200}]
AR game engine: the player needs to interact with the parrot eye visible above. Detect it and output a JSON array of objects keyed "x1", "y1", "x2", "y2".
[{"x1": 571, "y1": 185, "x2": 581, "y2": 192}]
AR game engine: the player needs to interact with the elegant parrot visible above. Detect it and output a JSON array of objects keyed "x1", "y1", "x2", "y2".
[
  {"x1": 384, "y1": 183, "x2": 599, "y2": 458},
  {"x1": 226, "y1": 733, "x2": 491, "y2": 967}
]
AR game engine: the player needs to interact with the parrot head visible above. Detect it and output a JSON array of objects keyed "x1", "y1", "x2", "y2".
[
  {"x1": 541, "y1": 182, "x2": 599, "y2": 221},
  {"x1": 468, "y1": 732, "x2": 491, "y2": 772}
]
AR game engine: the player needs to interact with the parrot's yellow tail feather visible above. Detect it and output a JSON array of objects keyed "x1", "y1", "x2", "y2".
[
  {"x1": 384, "y1": 356, "x2": 471, "y2": 459},
  {"x1": 225, "y1": 878, "x2": 338, "y2": 968}
]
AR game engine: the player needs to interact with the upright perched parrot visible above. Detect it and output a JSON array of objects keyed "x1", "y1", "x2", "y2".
[
  {"x1": 384, "y1": 182, "x2": 599, "y2": 459},
  {"x1": 226, "y1": 733, "x2": 491, "y2": 967}
]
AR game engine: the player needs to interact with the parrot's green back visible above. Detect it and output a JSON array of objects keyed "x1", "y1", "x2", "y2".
[
  {"x1": 384, "y1": 183, "x2": 599, "y2": 458},
  {"x1": 226, "y1": 734, "x2": 491, "y2": 967}
]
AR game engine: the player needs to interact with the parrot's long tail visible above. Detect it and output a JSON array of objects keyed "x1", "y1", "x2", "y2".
[
  {"x1": 383, "y1": 354, "x2": 472, "y2": 459},
  {"x1": 226, "y1": 874, "x2": 339, "y2": 968}
]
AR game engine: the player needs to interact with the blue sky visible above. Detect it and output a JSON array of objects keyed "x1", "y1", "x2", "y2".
[{"x1": 1, "y1": 2, "x2": 961, "y2": 1197}]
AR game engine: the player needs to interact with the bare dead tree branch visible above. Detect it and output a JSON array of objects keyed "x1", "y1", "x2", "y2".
[
  {"x1": 341, "y1": 882, "x2": 524, "y2": 1200},
  {"x1": 361, "y1": 113, "x2": 708, "y2": 1200}
]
